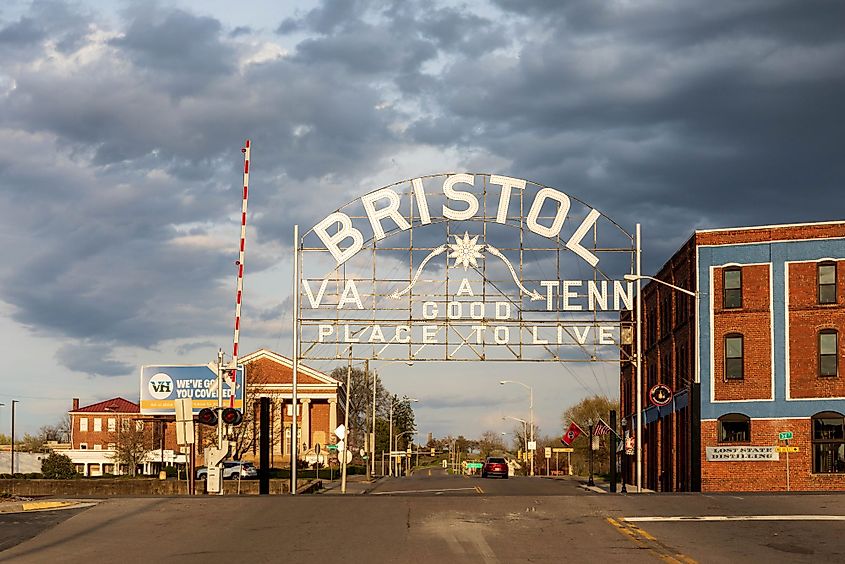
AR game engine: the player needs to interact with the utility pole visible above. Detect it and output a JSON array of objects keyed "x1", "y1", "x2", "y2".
[
  {"x1": 365, "y1": 359, "x2": 371, "y2": 480},
  {"x1": 341, "y1": 350, "x2": 351, "y2": 493},
  {"x1": 371, "y1": 365, "x2": 377, "y2": 476}
]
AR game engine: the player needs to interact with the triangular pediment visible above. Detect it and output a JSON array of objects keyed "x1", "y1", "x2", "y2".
[{"x1": 239, "y1": 349, "x2": 339, "y2": 387}]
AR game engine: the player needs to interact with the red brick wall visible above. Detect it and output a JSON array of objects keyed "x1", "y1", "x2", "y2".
[
  {"x1": 71, "y1": 414, "x2": 179, "y2": 451},
  {"x1": 702, "y1": 418, "x2": 845, "y2": 491},
  {"x1": 788, "y1": 260, "x2": 845, "y2": 398},
  {"x1": 697, "y1": 223, "x2": 845, "y2": 247},
  {"x1": 712, "y1": 264, "x2": 772, "y2": 401}
]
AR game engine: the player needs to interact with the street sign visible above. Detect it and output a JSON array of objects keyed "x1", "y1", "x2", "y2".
[
  {"x1": 552, "y1": 447, "x2": 574, "y2": 453},
  {"x1": 315, "y1": 443, "x2": 321, "y2": 455},
  {"x1": 467, "y1": 462, "x2": 483, "y2": 469},
  {"x1": 527, "y1": 441, "x2": 537, "y2": 450},
  {"x1": 442, "y1": 460, "x2": 448, "y2": 468},
  {"x1": 327, "y1": 444, "x2": 338, "y2": 451},
  {"x1": 337, "y1": 440, "x2": 345, "y2": 452},
  {"x1": 779, "y1": 431, "x2": 793, "y2": 441},
  {"x1": 334, "y1": 424, "x2": 346, "y2": 440},
  {"x1": 776, "y1": 446, "x2": 799, "y2": 453},
  {"x1": 544, "y1": 447, "x2": 552, "y2": 459},
  {"x1": 430, "y1": 447, "x2": 435, "y2": 456},
  {"x1": 649, "y1": 383, "x2": 673, "y2": 407}
]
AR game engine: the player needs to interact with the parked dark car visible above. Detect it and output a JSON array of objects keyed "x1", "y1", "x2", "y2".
[{"x1": 481, "y1": 457, "x2": 509, "y2": 479}]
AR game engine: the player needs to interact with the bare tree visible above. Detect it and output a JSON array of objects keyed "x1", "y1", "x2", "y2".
[
  {"x1": 110, "y1": 419, "x2": 152, "y2": 476},
  {"x1": 227, "y1": 361, "x2": 283, "y2": 461}
]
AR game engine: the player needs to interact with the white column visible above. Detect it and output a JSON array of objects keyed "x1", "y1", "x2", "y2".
[
  {"x1": 329, "y1": 398, "x2": 338, "y2": 436},
  {"x1": 301, "y1": 399, "x2": 311, "y2": 451}
]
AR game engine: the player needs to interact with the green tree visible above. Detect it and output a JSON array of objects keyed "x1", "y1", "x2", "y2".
[
  {"x1": 561, "y1": 395, "x2": 619, "y2": 476},
  {"x1": 41, "y1": 453, "x2": 77, "y2": 479},
  {"x1": 0, "y1": 433, "x2": 10, "y2": 445},
  {"x1": 18, "y1": 433, "x2": 46, "y2": 453},
  {"x1": 477, "y1": 430, "x2": 506, "y2": 457}
]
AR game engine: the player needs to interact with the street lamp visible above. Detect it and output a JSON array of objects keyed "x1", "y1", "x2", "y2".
[
  {"x1": 623, "y1": 273, "x2": 699, "y2": 494},
  {"x1": 389, "y1": 397, "x2": 418, "y2": 476},
  {"x1": 10, "y1": 400, "x2": 18, "y2": 475},
  {"x1": 500, "y1": 380, "x2": 534, "y2": 476}
]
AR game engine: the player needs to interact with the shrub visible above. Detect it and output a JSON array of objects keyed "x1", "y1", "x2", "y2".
[
  {"x1": 41, "y1": 453, "x2": 77, "y2": 479},
  {"x1": 164, "y1": 465, "x2": 178, "y2": 478}
]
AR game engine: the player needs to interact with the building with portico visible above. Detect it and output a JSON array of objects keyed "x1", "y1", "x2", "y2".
[{"x1": 236, "y1": 349, "x2": 342, "y2": 465}]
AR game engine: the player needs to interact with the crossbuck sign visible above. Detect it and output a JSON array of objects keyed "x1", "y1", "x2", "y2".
[{"x1": 295, "y1": 173, "x2": 637, "y2": 363}]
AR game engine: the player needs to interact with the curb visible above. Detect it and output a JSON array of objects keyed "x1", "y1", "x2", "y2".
[{"x1": 0, "y1": 500, "x2": 97, "y2": 514}]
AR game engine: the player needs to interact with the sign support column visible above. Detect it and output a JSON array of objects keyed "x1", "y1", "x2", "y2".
[
  {"x1": 291, "y1": 224, "x2": 300, "y2": 495},
  {"x1": 635, "y1": 223, "x2": 643, "y2": 493}
]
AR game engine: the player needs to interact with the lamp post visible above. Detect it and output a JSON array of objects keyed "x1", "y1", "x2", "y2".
[
  {"x1": 623, "y1": 273, "x2": 699, "y2": 493},
  {"x1": 587, "y1": 418, "x2": 595, "y2": 487},
  {"x1": 500, "y1": 380, "x2": 534, "y2": 476},
  {"x1": 10, "y1": 400, "x2": 19, "y2": 475},
  {"x1": 620, "y1": 418, "x2": 628, "y2": 493},
  {"x1": 389, "y1": 397, "x2": 418, "y2": 476},
  {"x1": 502, "y1": 416, "x2": 528, "y2": 467}
]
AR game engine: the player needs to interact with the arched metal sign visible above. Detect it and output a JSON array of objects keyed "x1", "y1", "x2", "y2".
[{"x1": 294, "y1": 173, "x2": 637, "y2": 363}]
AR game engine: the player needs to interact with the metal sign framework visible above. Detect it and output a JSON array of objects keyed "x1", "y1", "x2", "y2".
[{"x1": 294, "y1": 173, "x2": 638, "y2": 364}]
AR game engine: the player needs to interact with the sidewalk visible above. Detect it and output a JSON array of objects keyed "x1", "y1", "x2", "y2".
[
  {"x1": 575, "y1": 476, "x2": 654, "y2": 494},
  {"x1": 320, "y1": 474, "x2": 384, "y2": 495}
]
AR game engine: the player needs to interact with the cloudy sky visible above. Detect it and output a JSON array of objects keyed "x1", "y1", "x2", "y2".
[{"x1": 1, "y1": 0, "x2": 843, "y2": 441}]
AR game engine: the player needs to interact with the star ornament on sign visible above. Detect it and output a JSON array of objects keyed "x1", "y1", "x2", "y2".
[{"x1": 448, "y1": 232, "x2": 485, "y2": 270}]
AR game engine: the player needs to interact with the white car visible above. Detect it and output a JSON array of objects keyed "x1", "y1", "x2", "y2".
[{"x1": 196, "y1": 461, "x2": 257, "y2": 480}]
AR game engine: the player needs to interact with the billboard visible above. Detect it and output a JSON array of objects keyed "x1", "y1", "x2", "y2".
[{"x1": 140, "y1": 364, "x2": 244, "y2": 415}]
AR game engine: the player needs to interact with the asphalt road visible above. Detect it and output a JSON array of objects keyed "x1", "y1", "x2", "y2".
[
  {"x1": 370, "y1": 466, "x2": 587, "y2": 496},
  {"x1": 0, "y1": 508, "x2": 87, "y2": 553},
  {"x1": 2, "y1": 472, "x2": 844, "y2": 563}
]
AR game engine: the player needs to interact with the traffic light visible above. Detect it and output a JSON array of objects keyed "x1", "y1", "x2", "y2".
[
  {"x1": 221, "y1": 407, "x2": 243, "y2": 426},
  {"x1": 198, "y1": 408, "x2": 217, "y2": 426}
]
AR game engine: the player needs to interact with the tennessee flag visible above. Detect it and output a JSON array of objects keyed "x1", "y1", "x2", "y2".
[{"x1": 561, "y1": 421, "x2": 585, "y2": 446}]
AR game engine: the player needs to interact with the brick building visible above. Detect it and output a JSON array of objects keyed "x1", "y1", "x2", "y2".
[
  {"x1": 237, "y1": 349, "x2": 342, "y2": 465},
  {"x1": 68, "y1": 397, "x2": 181, "y2": 476},
  {"x1": 64, "y1": 349, "x2": 340, "y2": 475},
  {"x1": 621, "y1": 221, "x2": 845, "y2": 492}
]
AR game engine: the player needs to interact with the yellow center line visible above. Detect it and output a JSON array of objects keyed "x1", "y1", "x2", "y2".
[
  {"x1": 475, "y1": 485, "x2": 484, "y2": 494},
  {"x1": 606, "y1": 518, "x2": 697, "y2": 564}
]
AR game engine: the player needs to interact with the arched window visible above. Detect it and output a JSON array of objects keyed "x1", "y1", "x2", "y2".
[
  {"x1": 718, "y1": 413, "x2": 750, "y2": 443},
  {"x1": 819, "y1": 330, "x2": 838, "y2": 377},
  {"x1": 723, "y1": 267, "x2": 742, "y2": 309},
  {"x1": 812, "y1": 412, "x2": 845, "y2": 473},
  {"x1": 818, "y1": 262, "x2": 837, "y2": 304},
  {"x1": 725, "y1": 333, "x2": 744, "y2": 380}
]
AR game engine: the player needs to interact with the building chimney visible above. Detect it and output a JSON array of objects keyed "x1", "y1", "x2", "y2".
[{"x1": 72, "y1": 398, "x2": 79, "y2": 411}]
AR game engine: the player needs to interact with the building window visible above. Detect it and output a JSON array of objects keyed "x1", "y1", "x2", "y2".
[
  {"x1": 94, "y1": 418, "x2": 102, "y2": 432},
  {"x1": 725, "y1": 334, "x2": 744, "y2": 380},
  {"x1": 820, "y1": 330, "x2": 838, "y2": 377},
  {"x1": 718, "y1": 413, "x2": 751, "y2": 442},
  {"x1": 819, "y1": 262, "x2": 837, "y2": 304},
  {"x1": 135, "y1": 421, "x2": 144, "y2": 432},
  {"x1": 80, "y1": 443, "x2": 88, "y2": 450},
  {"x1": 723, "y1": 268, "x2": 742, "y2": 309},
  {"x1": 108, "y1": 418, "x2": 116, "y2": 432},
  {"x1": 121, "y1": 419, "x2": 130, "y2": 431},
  {"x1": 812, "y1": 412, "x2": 845, "y2": 473},
  {"x1": 79, "y1": 418, "x2": 88, "y2": 432}
]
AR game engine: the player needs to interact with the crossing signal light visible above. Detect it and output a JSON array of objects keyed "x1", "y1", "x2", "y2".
[
  {"x1": 198, "y1": 408, "x2": 217, "y2": 426},
  {"x1": 221, "y1": 407, "x2": 243, "y2": 426}
]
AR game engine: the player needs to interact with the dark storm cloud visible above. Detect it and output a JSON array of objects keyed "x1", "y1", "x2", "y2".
[
  {"x1": 55, "y1": 343, "x2": 134, "y2": 377},
  {"x1": 2, "y1": 0, "x2": 844, "y2": 382},
  {"x1": 405, "y1": 0, "x2": 845, "y2": 269}
]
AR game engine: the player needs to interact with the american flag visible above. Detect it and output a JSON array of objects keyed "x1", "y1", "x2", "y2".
[{"x1": 593, "y1": 418, "x2": 616, "y2": 437}]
